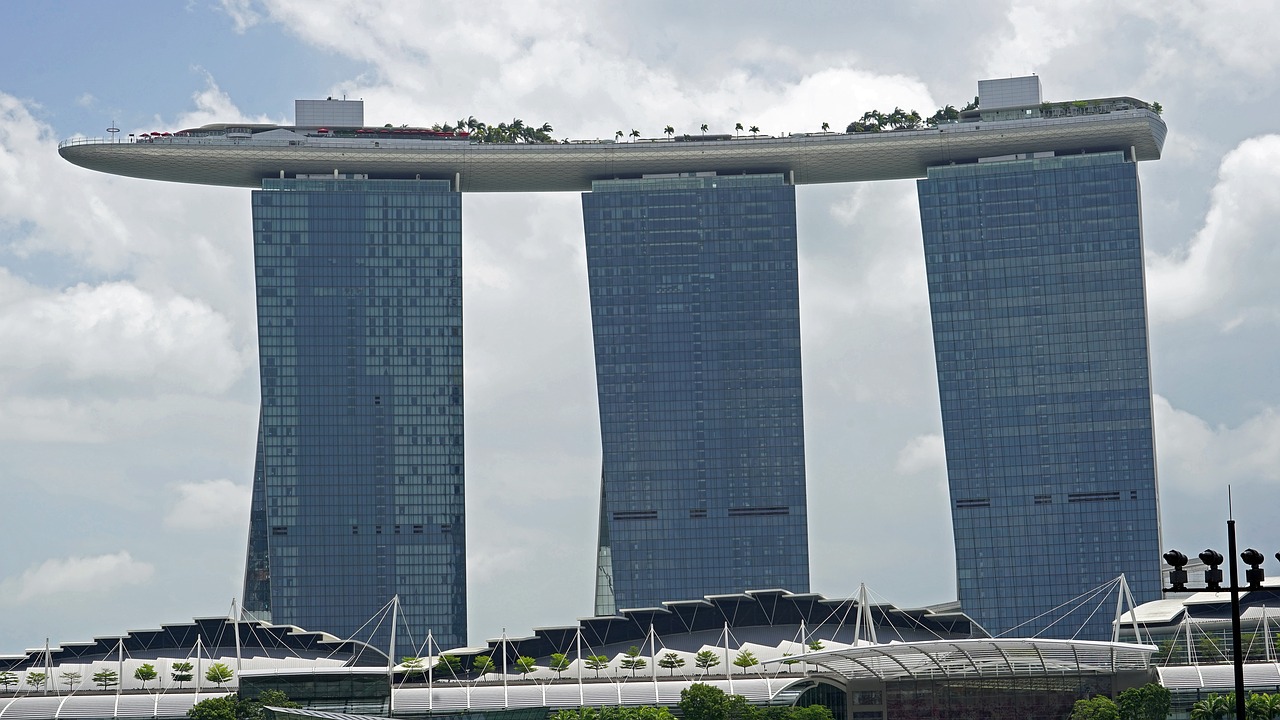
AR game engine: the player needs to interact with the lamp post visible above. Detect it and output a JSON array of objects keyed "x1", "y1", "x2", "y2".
[{"x1": 1163, "y1": 521, "x2": 1275, "y2": 720}]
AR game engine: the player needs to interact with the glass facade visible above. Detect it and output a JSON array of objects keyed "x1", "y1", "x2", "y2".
[
  {"x1": 918, "y1": 152, "x2": 1162, "y2": 640},
  {"x1": 583, "y1": 174, "x2": 810, "y2": 614},
  {"x1": 242, "y1": 178, "x2": 466, "y2": 649}
]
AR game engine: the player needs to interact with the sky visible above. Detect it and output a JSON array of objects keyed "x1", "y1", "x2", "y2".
[{"x1": 2, "y1": 0, "x2": 1280, "y2": 654}]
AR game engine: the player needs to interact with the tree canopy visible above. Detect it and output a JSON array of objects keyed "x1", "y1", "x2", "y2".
[
  {"x1": 187, "y1": 690, "x2": 300, "y2": 720},
  {"x1": 92, "y1": 668, "x2": 120, "y2": 691},
  {"x1": 678, "y1": 683, "x2": 833, "y2": 720},
  {"x1": 205, "y1": 662, "x2": 234, "y2": 687},
  {"x1": 694, "y1": 650, "x2": 721, "y2": 674},
  {"x1": 445, "y1": 117, "x2": 555, "y2": 143},
  {"x1": 1072, "y1": 696, "x2": 1121, "y2": 720},
  {"x1": 471, "y1": 655, "x2": 495, "y2": 678},
  {"x1": 1117, "y1": 683, "x2": 1171, "y2": 720},
  {"x1": 134, "y1": 663, "x2": 159, "y2": 689},
  {"x1": 620, "y1": 646, "x2": 647, "y2": 676}
]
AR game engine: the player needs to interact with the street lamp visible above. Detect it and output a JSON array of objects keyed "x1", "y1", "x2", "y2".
[{"x1": 1163, "y1": 520, "x2": 1269, "y2": 720}]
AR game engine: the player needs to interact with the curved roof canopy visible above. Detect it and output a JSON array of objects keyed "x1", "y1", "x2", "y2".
[
  {"x1": 780, "y1": 638, "x2": 1155, "y2": 681},
  {"x1": 59, "y1": 111, "x2": 1166, "y2": 191}
]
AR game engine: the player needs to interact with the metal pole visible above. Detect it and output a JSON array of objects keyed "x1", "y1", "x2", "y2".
[{"x1": 1228, "y1": 520, "x2": 1246, "y2": 720}]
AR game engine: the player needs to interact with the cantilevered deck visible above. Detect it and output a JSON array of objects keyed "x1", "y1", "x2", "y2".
[{"x1": 59, "y1": 110, "x2": 1166, "y2": 191}]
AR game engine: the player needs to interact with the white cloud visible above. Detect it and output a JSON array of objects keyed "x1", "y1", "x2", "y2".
[
  {"x1": 0, "y1": 270, "x2": 247, "y2": 395},
  {"x1": 219, "y1": 0, "x2": 263, "y2": 33},
  {"x1": 1153, "y1": 394, "x2": 1280, "y2": 496},
  {"x1": 164, "y1": 479, "x2": 252, "y2": 531},
  {"x1": 1134, "y1": 1, "x2": 1280, "y2": 88},
  {"x1": 984, "y1": 2, "x2": 1087, "y2": 78},
  {"x1": 159, "y1": 72, "x2": 286, "y2": 131},
  {"x1": 1146, "y1": 134, "x2": 1280, "y2": 326},
  {"x1": 896, "y1": 433, "x2": 945, "y2": 475},
  {"x1": 0, "y1": 552, "x2": 154, "y2": 605}
]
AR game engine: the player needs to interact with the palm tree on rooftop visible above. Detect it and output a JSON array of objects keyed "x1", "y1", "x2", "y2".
[
  {"x1": 700, "y1": 123, "x2": 709, "y2": 135},
  {"x1": 734, "y1": 122, "x2": 743, "y2": 136},
  {"x1": 630, "y1": 129, "x2": 640, "y2": 141},
  {"x1": 748, "y1": 125, "x2": 760, "y2": 137},
  {"x1": 615, "y1": 130, "x2": 624, "y2": 141},
  {"x1": 821, "y1": 122, "x2": 829, "y2": 132},
  {"x1": 664, "y1": 125, "x2": 675, "y2": 139}
]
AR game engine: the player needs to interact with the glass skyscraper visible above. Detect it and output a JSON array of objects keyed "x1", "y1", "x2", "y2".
[
  {"x1": 583, "y1": 174, "x2": 810, "y2": 614},
  {"x1": 242, "y1": 178, "x2": 467, "y2": 649},
  {"x1": 918, "y1": 152, "x2": 1162, "y2": 640}
]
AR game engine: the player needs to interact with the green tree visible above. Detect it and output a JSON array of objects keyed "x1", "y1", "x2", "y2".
[
  {"x1": 186, "y1": 692, "x2": 302, "y2": 720},
  {"x1": 239, "y1": 689, "x2": 301, "y2": 720},
  {"x1": 680, "y1": 682, "x2": 729, "y2": 720},
  {"x1": 205, "y1": 662, "x2": 234, "y2": 688},
  {"x1": 629, "y1": 129, "x2": 640, "y2": 141},
  {"x1": 1241, "y1": 633, "x2": 1268, "y2": 661},
  {"x1": 734, "y1": 122, "x2": 743, "y2": 136},
  {"x1": 620, "y1": 646, "x2": 647, "y2": 676},
  {"x1": 59, "y1": 670, "x2": 81, "y2": 691},
  {"x1": 1190, "y1": 693, "x2": 1232, "y2": 720},
  {"x1": 188, "y1": 695, "x2": 239, "y2": 720},
  {"x1": 1151, "y1": 102, "x2": 1163, "y2": 115},
  {"x1": 1248, "y1": 693, "x2": 1280, "y2": 720},
  {"x1": 171, "y1": 661, "x2": 194, "y2": 689},
  {"x1": 1072, "y1": 696, "x2": 1121, "y2": 720},
  {"x1": 700, "y1": 123, "x2": 709, "y2": 135},
  {"x1": 514, "y1": 655, "x2": 537, "y2": 676},
  {"x1": 549, "y1": 653, "x2": 571, "y2": 678},
  {"x1": 25, "y1": 671, "x2": 47, "y2": 691},
  {"x1": 1117, "y1": 683, "x2": 1171, "y2": 720},
  {"x1": 747, "y1": 125, "x2": 760, "y2": 137},
  {"x1": 733, "y1": 649, "x2": 759, "y2": 674},
  {"x1": 0, "y1": 672, "x2": 16, "y2": 692},
  {"x1": 584, "y1": 654, "x2": 610, "y2": 677},
  {"x1": 806, "y1": 640, "x2": 824, "y2": 652},
  {"x1": 400, "y1": 656, "x2": 426, "y2": 681},
  {"x1": 658, "y1": 652, "x2": 685, "y2": 675},
  {"x1": 694, "y1": 650, "x2": 720, "y2": 675},
  {"x1": 92, "y1": 668, "x2": 120, "y2": 691},
  {"x1": 1197, "y1": 635, "x2": 1226, "y2": 663},
  {"x1": 471, "y1": 654, "x2": 495, "y2": 679},
  {"x1": 433, "y1": 654, "x2": 462, "y2": 679},
  {"x1": 788, "y1": 707, "x2": 834, "y2": 720},
  {"x1": 134, "y1": 663, "x2": 158, "y2": 689},
  {"x1": 724, "y1": 693, "x2": 755, "y2": 720},
  {"x1": 820, "y1": 122, "x2": 829, "y2": 132},
  {"x1": 615, "y1": 130, "x2": 624, "y2": 141},
  {"x1": 926, "y1": 105, "x2": 960, "y2": 127},
  {"x1": 664, "y1": 125, "x2": 675, "y2": 139}
]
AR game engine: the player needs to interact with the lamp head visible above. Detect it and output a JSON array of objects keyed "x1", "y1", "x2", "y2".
[{"x1": 1199, "y1": 549, "x2": 1224, "y2": 567}]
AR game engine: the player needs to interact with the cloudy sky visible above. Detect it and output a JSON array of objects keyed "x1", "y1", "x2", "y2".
[{"x1": 2, "y1": 0, "x2": 1279, "y2": 653}]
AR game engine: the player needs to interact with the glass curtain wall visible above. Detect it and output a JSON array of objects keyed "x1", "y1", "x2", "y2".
[
  {"x1": 918, "y1": 153, "x2": 1162, "y2": 640},
  {"x1": 583, "y1": 174, "x2": 810, "y2": 613},
  {"x1": 243, "y1": 178, "x2": 466, "y2": 649}
]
